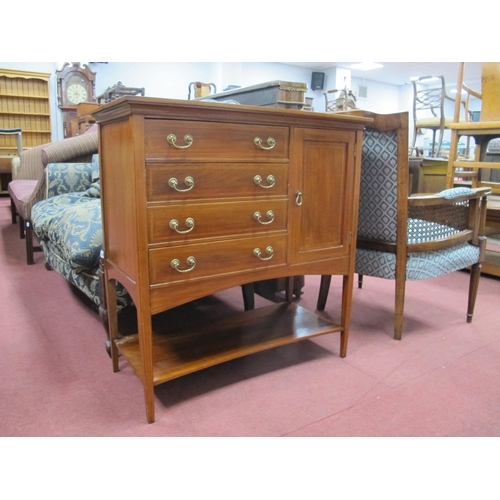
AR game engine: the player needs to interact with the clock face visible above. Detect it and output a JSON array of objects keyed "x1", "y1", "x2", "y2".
[{"x1": 66, "y1": 83, "x2": 88, "y2": 105}]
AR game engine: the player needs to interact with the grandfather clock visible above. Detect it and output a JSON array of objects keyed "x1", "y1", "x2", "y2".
[{"x1": 56, "y1": 62, "x2": 96, "y2": 138}]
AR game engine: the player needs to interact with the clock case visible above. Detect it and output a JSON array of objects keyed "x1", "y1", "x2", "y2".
[{"x1": 56, "y1": 62, "x2": 96, "y2": 138}]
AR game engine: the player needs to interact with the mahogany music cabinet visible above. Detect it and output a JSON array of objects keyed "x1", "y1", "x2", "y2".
[{"x1": 93, "y1": 97, "x2": 370, "y2": 423}]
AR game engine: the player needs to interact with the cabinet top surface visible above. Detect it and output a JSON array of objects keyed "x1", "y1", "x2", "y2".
[{"x1": 92, "y1": 96, "x2": 373, "y2": 128}]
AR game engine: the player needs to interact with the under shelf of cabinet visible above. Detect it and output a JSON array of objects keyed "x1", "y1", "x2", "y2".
[{"x1": 116, "y1": 302, "x2": 343, "y2": 385}]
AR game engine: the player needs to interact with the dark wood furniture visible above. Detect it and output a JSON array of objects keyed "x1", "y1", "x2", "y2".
[
  {"x1": 56, "y1": 62, "x2": 97, "y2": 138},
  {"x1": 96, "y1": 81, "x2": 145, "y2": 105},
  {"x1": 76, "y1": 102, "x2": 99, "y2": 135},
  {"x1": 200, "y1": 80, "x2": 307, "y2": 109},
  {"x1": 93, "y1": 97, "x2": 369, "y2": 423}
]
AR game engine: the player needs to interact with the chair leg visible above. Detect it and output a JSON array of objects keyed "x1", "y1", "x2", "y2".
[
  {"x1": 394, "y1": 276, "x2": 406, "y2": 341},
  {"x1": 435, "y1": 128, "x2": 444, "y2": 158},
  {"x1": 19, "y1": 215, "x2": 25, "y2": 239},
  {"x1": 285, "y1": 277, "x2": 294, "y2": 304},
  {"x1": 467, "y1": 262, "x2": 482, "y2": 323},
  {"x1": 241, "y1": 283, "x2": 255, "y2": 311},
  {"x1": 10, "y1": 197, "x2": 17, "y2": 224},
  {"x1": 430, "y1": 130, "x2": 437, "y2": 157},
  {"x1": 358, "y1": 274, "x2": 364, "y2": 289},
  {"x1": 25, "y1": 221, "x2": 34, "y2": 265},
  {"x1": 316, "y1": 275, "x2": 332, "y2": 311}
]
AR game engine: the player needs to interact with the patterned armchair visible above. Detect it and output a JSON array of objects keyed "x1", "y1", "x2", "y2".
[
  {"x1": 317, "y1": 111, "x2": 490, "y2": 340},
  {"x1": 8, "y1": 129, "x2": 98, "y2": 264},
  {"x1": 31, "y1": 154, "x2": 132, "y2": 315}
]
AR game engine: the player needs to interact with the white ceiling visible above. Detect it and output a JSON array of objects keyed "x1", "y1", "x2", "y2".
[{"x1": 283, "y1": 62, "x2": 483, "y2": 87}]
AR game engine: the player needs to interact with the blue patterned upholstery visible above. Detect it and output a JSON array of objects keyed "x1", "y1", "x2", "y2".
[
  {"x1": 357, "y1": 127, "x2": 480, "y2": 281},
  {"x1": 318, "y1": 110, "x2": 489, "y2": 341},
  {"x1": 356, "y1": 243, "x2": 480, "y2": 280},
  {"x1": 32, "y1": 155, "x2": 131, "y2": 309},
  {"x1": 357, "y1": 129, "x2": 398, "y2": 242},
  {"x1": 45, "y1": 162, "x2": 94, "y2": 198}
]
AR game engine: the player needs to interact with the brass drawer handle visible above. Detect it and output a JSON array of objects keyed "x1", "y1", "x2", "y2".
[
  {"x1": 295, "y1": 190, "x2": 303, "y2": 206},
  {"x1": 253, "y1": 210, "x2": 275, "y2": 225},
  {"x1": 171, "y1": 256, "x2": 196, "y2": 273},
  {"x1": 168, "y1": 176, "x2": 194, "y2": 192},
  {"x1": 253, "y1": 174, "x2": 275, "y2": 189},
  {"x1": 169, "y1": 217, "x2": 195, "y2": 234},
  {"x1": 167, "y1": 133, "x2": 193, "y2": 149},
  {"x1": 253, "y1": 246, "x2": 274, "y2": 261},
  {"x1": 254, "y1": 136, "x2": 276, "y2": 150}
]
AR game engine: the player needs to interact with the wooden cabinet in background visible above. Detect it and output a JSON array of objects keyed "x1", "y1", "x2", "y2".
[{"x1": 93, "y1": 97, "x2": 369, "y2": 423}]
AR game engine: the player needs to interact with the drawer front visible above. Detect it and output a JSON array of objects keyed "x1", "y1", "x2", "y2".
[
  {"x1": 145, "y1": 120, "x2": 289, "y2": 161},
  {"x1": 149, "y1": 234, "x2": 287, "y2": 285},
  {"x1": 148, "y1": 199, "x2": 288, "y2": 244},
  {"x1": 146, "y1": 163, "x2": 288, "y2": 201}
]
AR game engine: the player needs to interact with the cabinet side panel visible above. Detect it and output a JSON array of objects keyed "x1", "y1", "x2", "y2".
[{"x1": 100, "y1": 118, "x2": 140, "y2": 282}]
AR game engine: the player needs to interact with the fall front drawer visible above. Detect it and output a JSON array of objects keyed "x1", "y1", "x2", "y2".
[
  {"x1": 146, "y1": 163, "x2": 288, "y2": 202},
  {"x1": 148, "y1": 199, "x2": 288, "y2": 244},
  {"x1": 145, "y1": 120, "x2": 289, "y2": 161},
  {"x1": 149, "y1": 234, "x2": 287, "y2": 285}
]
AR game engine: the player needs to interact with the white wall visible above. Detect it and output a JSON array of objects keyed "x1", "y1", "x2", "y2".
[{"x1": 1, "y1": 61, "x2": 411, "y2": 141}]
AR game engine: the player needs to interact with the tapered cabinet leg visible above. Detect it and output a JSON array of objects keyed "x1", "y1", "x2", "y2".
[{"x1": 339, "y1": 274, "x2": 355, "y2": 358}]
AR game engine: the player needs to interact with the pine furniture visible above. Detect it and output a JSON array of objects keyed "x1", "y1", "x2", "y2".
[
  {"x1": 446, "y1": 62, "x2": 500, "y2": 278},
  {"x1": 93, "y1": 97, "x2": 369, "y2": 423}
]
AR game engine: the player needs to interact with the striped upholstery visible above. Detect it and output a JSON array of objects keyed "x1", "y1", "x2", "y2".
[{"x1": 9, "y1": 131, "x2": 98, "y2": 220}]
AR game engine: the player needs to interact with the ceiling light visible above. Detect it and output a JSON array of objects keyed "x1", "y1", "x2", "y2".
[
  {"x1": 419, "y1": 76, "x2": 439, "y2": 83},
  {"x1": 350, "y1": 62, "x2": 383, "y2": 71}
]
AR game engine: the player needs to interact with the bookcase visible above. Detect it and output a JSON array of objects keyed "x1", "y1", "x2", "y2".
[{"x1": 0, "y1": 68, "x2": 52, "y2": 173}]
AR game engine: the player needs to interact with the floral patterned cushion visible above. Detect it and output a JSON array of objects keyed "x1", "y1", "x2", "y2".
[
  {"x1": 46, "y1": 162, "x2": 94, "y2": 198},
  {"x1": 32, "y1": 154, "x2": 131, "y2": 308},
  {"x1": 33, "y1": 192, "x2": 102, "y2": 270}
]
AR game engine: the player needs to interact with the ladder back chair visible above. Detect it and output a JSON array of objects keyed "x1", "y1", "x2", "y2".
[{"x1": 446, "y1": 62, "x2": 500, "y2": 277}]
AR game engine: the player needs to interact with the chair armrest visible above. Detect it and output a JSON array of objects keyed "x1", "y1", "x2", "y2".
[
  {"x1": 409, "y1": 187, "x2": 490, "y2": 205},
  {"x1": 41, "y1": 131, "x2": 98, "y2": 166},
  {"x1": 407, "y1": 187, "x2": 490, "y2": 251},
  {"x1": 13, "y1": 131, "x2": 98, "y2": 182},
  {"x1": 45, "y1": 162, "x2": 94, "y2": 198}
]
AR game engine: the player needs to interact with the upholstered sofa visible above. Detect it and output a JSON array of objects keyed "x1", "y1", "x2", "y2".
[
  {"x1": 9, "y1": 129, "x2": 98, "y2": 264},
  {"x1": 31, "y1": 154, "x2": 132, "y2": 314}
]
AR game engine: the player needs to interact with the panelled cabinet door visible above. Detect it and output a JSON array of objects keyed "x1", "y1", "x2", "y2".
[{"x1": 289, "y1": 127, "x2": 357, "y2": 264}]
